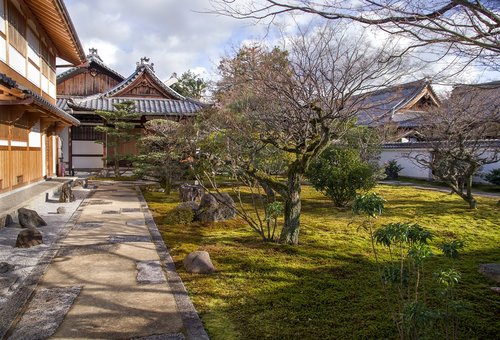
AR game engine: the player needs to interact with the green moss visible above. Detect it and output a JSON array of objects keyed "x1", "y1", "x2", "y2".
[{"x1": 145, "y1": 185, "x2": 500, "y2": 339}]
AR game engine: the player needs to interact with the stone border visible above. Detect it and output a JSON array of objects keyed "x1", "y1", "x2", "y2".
[
  {"x1": 136, "y1": 186, "x2": 209, "y2": 340},
  {"x1": 0, "y1": 190, "x2": 94, "y2": 339}
]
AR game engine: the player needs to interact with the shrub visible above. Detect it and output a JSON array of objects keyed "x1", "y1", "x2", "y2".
[
  {"x1": 384, "y1": 160, "x2": 403, "y2": 180},
  {"x1": 306, "y1": 146, "x2": 378, "y2": 207},
  {"x1": 483, "y1": 168, "x2": 500, "y2": 185},
  {"x1": 163, "y1": 206, "x2": 194, "y2": 225}
]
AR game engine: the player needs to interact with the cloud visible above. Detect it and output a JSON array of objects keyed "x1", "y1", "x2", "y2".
[{"x1": 63, "y1": 0, "x2": 264, "y2": 80}]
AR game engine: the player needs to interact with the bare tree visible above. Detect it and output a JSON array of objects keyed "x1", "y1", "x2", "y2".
[
  {"x1": 201, "y1": 25, "x2": 412, "y2": 244},
  {"x1": 210, "y1": 0, "x2": 500, "y2": 69},
  {"x1": 414, "y1": 82, "x2": 500, "y2": 208}
]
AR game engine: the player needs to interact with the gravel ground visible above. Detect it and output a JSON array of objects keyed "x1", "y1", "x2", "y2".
[{"x1": 0, "y1": 187, "x2": 90, "y2": 305}]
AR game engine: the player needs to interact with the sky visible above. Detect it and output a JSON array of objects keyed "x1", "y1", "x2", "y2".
[
  {"x1": 62, "y1": 0, "x2": 266, "y2": 82},
  {"x1": 61, "y1": 0, "x2": 498, "y2": 90}
]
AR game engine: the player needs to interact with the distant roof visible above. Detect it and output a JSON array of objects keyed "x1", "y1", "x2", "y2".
[
  {"x1": 57, "y1": 48, "x2": 125, "y2": 83},
  {"x1": 61, "y1": 58, "x2": 206, "y2": 116},
  {"x1": 25, "y1": 0, "x2": 85, "y2": 65},
  {"x1": 355, "y1": 79, "x2": 440, "y2": 127},
  {"x1": 1, "y1": 73, "x2": 79, "y2": 125}
]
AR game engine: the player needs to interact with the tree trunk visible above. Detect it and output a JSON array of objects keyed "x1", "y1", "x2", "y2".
[
  {"x1": 465, "y1": 174, "x2": 477, "y2": 209},
  {"x1": 279, "y1": 172, "x2": 302, "y2": 245}
]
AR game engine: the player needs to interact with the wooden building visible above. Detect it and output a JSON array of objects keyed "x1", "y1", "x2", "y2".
[
  {"x1": 57, "y1": 52, "x2": 204, "y2": 173},
  {"x1": 0, "y1": 0, "x2": 85, "y2": 194}
]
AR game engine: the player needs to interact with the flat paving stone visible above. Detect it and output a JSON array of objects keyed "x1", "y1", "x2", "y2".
[
  {"x1": 137, "y1": 260, "x2": 167, "y2": 284},
  {"x1": 8, "y1": 286, "x2": 82, "y2": 340},
  {"x1": 108, "y1": 235, "x2": 151, "y2": 243},
  {"x1": 102, "y1": 210, "x2": 121, "y2": 214}
]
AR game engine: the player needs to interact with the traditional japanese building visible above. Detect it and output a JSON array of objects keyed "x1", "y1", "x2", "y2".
[
  {"x1": 0, "y1": 0, "x2": 85, "y2": 194},
  {"x1": 57, "y1": 51, "x2": 204, "y2": 173},
  {"x1": 355, "y1": 79, "x2": 441, "y2": 141}
]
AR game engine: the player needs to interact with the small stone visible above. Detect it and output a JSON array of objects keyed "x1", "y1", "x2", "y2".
[
  {"x1": 479, "y1": 264, "x2": 500, "y2": 283},
  {"x1": 15, "y1": 228, "x2": 43, "y2": 248},
  {"x1": 0, "y1": 214, "x2": 13, "y2": 228},
  {"x1": 56, "y1": 207, "x2": 66, "y2": 214},
  {"x1": 184, "y1": 251, "x2": 215, "y2": 274},
  {"x1": 73, "y1": 178, "x2": 88, "y2": 188},
  {"x1": 0, "y1": 262, "x2": 15, "y2": 274},
  {"x1": 18, "y1": 208, "x2": 47, "y2": 228}
]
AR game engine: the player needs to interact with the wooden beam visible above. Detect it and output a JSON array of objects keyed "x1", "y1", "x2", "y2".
[{"x1": 0, "y1": 98, "x2": 34, "y2": 106}]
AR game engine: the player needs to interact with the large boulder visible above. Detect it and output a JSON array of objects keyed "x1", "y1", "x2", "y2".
[
  {"x1": 16, "y1": 228, "x2": 43, "y2": 248},
  {"x1": 184, "y1": 251, "x2": 215, "y2": 274},
  {"x1": 179, "y1": 184, "x2": 204, "y2": 202},
  {"x1": 479, "y1": 263, "x2": 500, "y2": 283},
  {"x1": 0, "y1": 214, "x2": 13, "y2": 229},
  {"x1": 18, "y1": 208, "x2": 47, "y2": 228},
  {"x1": 195, "y1": 193, "x2": 236, "y2": 222},
  {"x1": 59, "y1": 182, "x2": 75, "y2": 203}
]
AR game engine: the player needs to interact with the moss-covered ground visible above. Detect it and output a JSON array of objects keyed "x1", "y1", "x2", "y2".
[{"x1": 143, "y1": 185, "x2": 500, "y2": 339}]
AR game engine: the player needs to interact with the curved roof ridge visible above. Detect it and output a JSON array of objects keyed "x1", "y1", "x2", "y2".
[{"x1": 57, "y1": 54, "x2": 124, "y2": 82}]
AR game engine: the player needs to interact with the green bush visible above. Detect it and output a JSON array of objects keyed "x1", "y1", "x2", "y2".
[
  {"x1": 163, "y1": 206, "x2": 194, "y2": 225},
  {"x1": 483, "y1": 168, "x2": 500, "y2": 185},
  {"x1": 306, "y1": 146, "x2": 378, "y2": 207},
  {"x1": 384, "y1": 160, "x2": 403, "y2": 180}
]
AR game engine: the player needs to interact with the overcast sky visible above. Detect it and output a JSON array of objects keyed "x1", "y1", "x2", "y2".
[{"x1": 62, "y1": 0, "x2": 498, "y2": 88}]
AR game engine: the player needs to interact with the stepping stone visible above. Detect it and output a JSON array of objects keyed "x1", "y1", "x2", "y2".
[
  {"x1": 126, "y1": 219, "x2": 146, "y2": 227},
  {"x1": 122, "y1": 208, "x2": 142, "y2": 213},
  {"x1": 479, "y1": 263, "x2": 500, "y2": 283},
  {"x1": 102, "y1": 210, "x2": 121, "y2": 214},
  {"x1": 136, "y1": 260, "x2": 167, "y2": 284},
  {"x1": 134, "y1": 333, "x2": 185, "y2": 340},
  {"x1": 108, "y1": 235, "x2": 151, "y2": 243},
  {"x1": 8, "y1": 286, "x2": 82, "y2": 340}
]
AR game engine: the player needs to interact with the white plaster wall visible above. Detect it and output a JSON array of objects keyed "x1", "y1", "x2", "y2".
[
  {"x1": 73, "y1": 141, "x2": 103, "y2": 155},
  {"x1": 72, "y1": 156, "x2": 104, "y2": 169},
  {"x1": 381, "y1": 147, "x2": 500, "y2": 183},
  {"x1": 29, "y1": 119, "x2": 41, "y2": 147},
  {"x1": 52, "y1": 135, "x2": 57, "y2": 174},
  {"x1": 60, "y1": 127, "x2": 69, "y2": 163},
  {"x1": 0, "y1": 36, "x2": 6, "y2": 62},
  {"x1": 0, "y1": 0, "x2": 5, "y2": 34},
  {"x1": 27, "y1": 63, "x2": 40, "y2": 87},
  {"x1": 380, "y1": 149, "x2": 432, "y2": 179},
  {"x1": 8, "y1": 45, "x2": 25, "y2": 76},
  {"x1": 42, "y1": 134, "x2": 46, "y2": 177}
]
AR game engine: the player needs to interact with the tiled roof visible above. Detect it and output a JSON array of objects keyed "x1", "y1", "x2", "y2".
[
  {"x1": 63, "y1": 60, "x2": 204, "y2": 116},
  {"x1": 69, "y1": 97, "x2": 203, "y2": 115},
  {"x1": 57, "y1": 52, "x2": 124, "y2": 83},
  {"x1": 383, "y1": 139, "x2": 500, "y2": 149},
  {"x1": 102, "y1": 63, "x2": 185, "y2": 100},
  {"x1": 1, "y1": 73, "x2": 79, "y2": 125},
  {"x1": 355, "y1": 79, "x2": 437, "y2": 127}
]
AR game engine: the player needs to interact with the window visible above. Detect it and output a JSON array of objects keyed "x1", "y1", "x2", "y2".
[
  {"x1": 71, "y1": 125, "x2": 104, "y2": 141},
  {"x1": 7, "y1": 1, "x2": 26, "y2": 55}
]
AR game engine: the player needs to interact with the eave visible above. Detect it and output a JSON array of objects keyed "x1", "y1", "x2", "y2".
[{"x1": 24, "y1": 0, "x2": 85, "y2": 65}]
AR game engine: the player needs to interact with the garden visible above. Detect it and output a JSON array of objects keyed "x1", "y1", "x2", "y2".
[{"x1": 144, "y1": 183, "x2": 500, "y2": 339}]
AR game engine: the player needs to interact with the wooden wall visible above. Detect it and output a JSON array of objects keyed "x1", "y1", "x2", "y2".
[
  {"x1": 0, "y1": 120, "x2": 56, "y2": 193},
  {"x1": 57, "y1": 69, "x2": 122, "y2": 96}
]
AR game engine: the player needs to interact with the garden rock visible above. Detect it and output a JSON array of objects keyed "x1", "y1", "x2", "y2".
[
  {"x1": 57, "y1": 207, "x2": 66, "y2": 214},
  {"x1": 18, "y1": 208, "x2": 47, "y2": 228},
  {"x1": 179, "y1": 184, "x2": 204, "y2": 202},
  {"x1": 0, "y1": 214, "x2": 13, "y2": 229},
  {"x1": 15, "y1": 228, "x2": 43, "y2": 248},
  {"x1": 491, "y1": 287, "x2": 500, "y2": 294},
  {"x1": 195, "y1": 193, "x2": 236, "y2": 222},
  {"x1": 479, "y1": 263, "x2": 500, "y2": 283},
  {"x1": 73, "y1": 178, "x2": 88, "y2": 188},
  {"x1": 184, "y1": 251, "x2": 215, "y2": 274},
  {"x1": 0, "y1": 262, "x2": 15, "y2": 274},
  {"x1": 59, "y1": 182, "x2": 75, "y2": 203}
]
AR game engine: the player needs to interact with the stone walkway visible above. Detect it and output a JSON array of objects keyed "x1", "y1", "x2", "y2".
[{"x1": 4, "y1": 181, "x2": 207, "y2": 340}]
